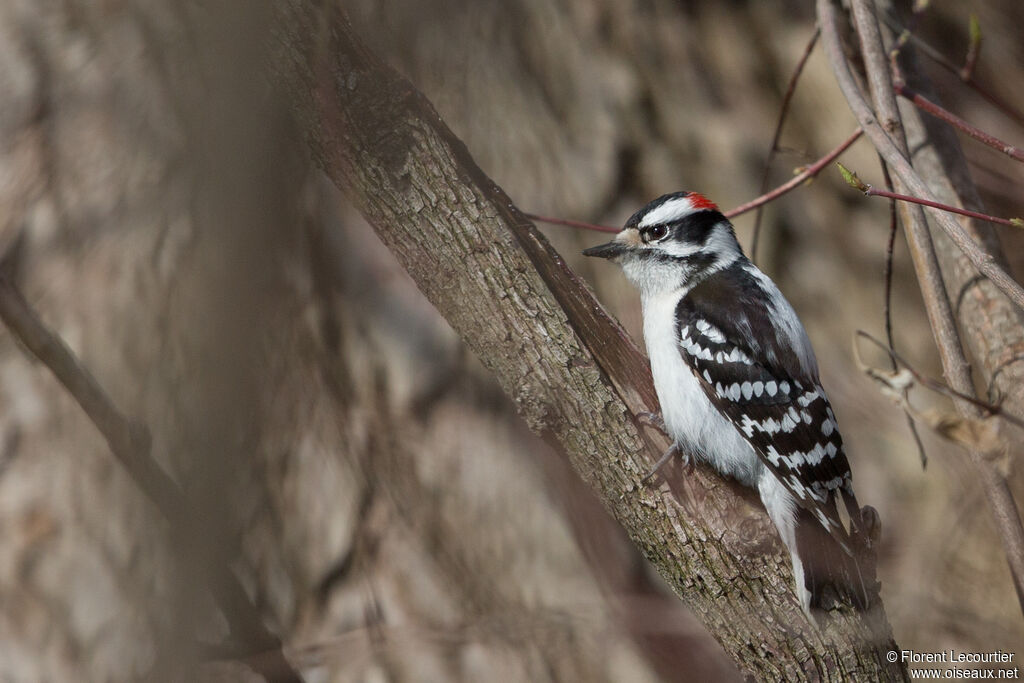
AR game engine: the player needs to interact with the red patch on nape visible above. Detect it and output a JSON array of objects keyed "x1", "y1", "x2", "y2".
[{"x1": 687, "y1": 192, "x2": 719, "y2": 212}]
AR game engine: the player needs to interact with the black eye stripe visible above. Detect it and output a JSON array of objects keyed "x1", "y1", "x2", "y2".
[{"x1": 676, "y1": 210, "x2": 722, "y2": 245}]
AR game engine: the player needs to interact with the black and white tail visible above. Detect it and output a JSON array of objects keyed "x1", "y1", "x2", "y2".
[{"x1": 794, "y1": 499, "x2": 873, "y2": 612}]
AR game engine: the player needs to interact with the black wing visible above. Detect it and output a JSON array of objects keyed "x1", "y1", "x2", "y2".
[{"x1": 675, "y1": 268, "x2": 862, "y2": 548}]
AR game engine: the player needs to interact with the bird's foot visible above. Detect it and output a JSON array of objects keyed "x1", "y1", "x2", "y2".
[{"x1": 641, "y1": 443, "x2": 692, "y2": 485}]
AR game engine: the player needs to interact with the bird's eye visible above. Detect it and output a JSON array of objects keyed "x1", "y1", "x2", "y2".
[{"x1": 645, "y1": 225, "x2": 668, "y2": 242}]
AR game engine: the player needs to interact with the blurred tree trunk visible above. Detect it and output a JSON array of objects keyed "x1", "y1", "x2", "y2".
[{"x1": 0, "y1": 1, "x2": 733, "y2": 681}]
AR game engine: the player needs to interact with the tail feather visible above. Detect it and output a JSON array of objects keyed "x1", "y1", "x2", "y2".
[
  {"x1": 759, "y1": 474, "x2": 876, "y2": 614},
  {"x1": 794, "y1": 505, "x2": 870, "y2": 612}
]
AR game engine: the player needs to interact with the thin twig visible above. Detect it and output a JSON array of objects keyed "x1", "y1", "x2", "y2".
[
  {"x1": 0, "y1": 256, "x2": 302, "y2": 683},
  {"x1": 879, "y1": 160, "x2": 898, "y2": 367},
  {"x1": 865, "y1": 186, "x2": 1021, "y2": 228},
  {"x1": 724, "y1": 128, "x2": 864, "y2": 219},
  {"x1": 856, "y1": 331, "x2": 1024, "y2": 431},
  {"x1": 880, "y1": 12, "x2": 1024, "y2": 127},
  {"x1": 895, "y1": 83, "x2": 1024, "y2": 163},
  {"x1": 750, "y1": 27, "x2": 820, "y2": 264},
  {"x1": 838, "y1": 163, "x2": 1023, "y2": 228},
  {"x1": 818, "y1": 0, "x2": 1024, "y2": 312},
  {"x1": 527, "y1": 130, "x2": 863, "y2": 236},
  {"x1": 523, "y1": 212, "x2": 618, "y2": 233},
  {"x1": 961, "y1": 14, "x2": 981, "y2": 81},
  {"x1": 878, "y1": 160, "x2": 928, "y2": 467}
]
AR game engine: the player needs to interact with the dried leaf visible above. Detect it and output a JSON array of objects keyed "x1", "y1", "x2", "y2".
[
  {"x1": 917, "y1": 409, "x2": 1004, "y2": 460},
  {"x1": 852, "y1": 336, "x2": 914, "y2": 403}
]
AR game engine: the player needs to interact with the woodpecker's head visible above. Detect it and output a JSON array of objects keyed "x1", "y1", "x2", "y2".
[{"x1": 583, "y1": 192, "x2": 742, "y2": 293}]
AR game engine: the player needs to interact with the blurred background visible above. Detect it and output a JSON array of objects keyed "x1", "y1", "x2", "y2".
[{"x1": 0, "y1": 0, "x2": 1022, "y2": 680}]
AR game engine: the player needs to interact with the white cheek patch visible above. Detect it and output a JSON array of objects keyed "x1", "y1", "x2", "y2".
[
  {"x1": 660, "y1": 239, "x2": 701, "y2": 259},
  {"x1": 638, "y1": 196, "x2": 694, "y2": 227}
]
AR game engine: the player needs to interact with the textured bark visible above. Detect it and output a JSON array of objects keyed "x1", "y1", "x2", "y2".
[{"x1": 274, "y1": 5, "x2": 907, "y2": 679}]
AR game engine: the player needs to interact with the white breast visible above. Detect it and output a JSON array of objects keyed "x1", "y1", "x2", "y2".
[{"x1": 641, "y1": 290, "x2": 762, "y2": 486}]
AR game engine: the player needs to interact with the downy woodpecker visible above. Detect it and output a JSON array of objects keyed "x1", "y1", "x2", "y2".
[{"x1": 584, "y1": 191, "x2": 869, "y2": 613}]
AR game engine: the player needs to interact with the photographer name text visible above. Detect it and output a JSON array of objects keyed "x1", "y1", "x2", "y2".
[{"x1": 900, "y1": 650, "x2": 1015, "y2": 664}]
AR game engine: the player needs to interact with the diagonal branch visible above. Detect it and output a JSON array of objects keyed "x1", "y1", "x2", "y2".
[
  {"x1": 894, "y1": 82, "x2": 1024, "y2": 163},
  {"x1": 725, "y1": 128, "x2": 863, "y2": 219}
]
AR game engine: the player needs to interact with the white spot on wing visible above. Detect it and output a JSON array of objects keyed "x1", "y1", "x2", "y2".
[
  {"x1": 704, "y1": 326, "x2": 725, "y2": 344},
  {"x1": 739, "y1": 415, "x2": 756, "y2": 437},
  {"x1": 797, "y1": 389, "x2": 820, "y2": 407}
]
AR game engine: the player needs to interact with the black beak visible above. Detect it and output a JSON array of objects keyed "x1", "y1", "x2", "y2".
[{"x1": 582, "y1": 241, "x2": 628, "y2": 259}]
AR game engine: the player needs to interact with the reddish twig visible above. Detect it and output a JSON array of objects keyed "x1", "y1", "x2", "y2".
[
  {"x1": 724, "y1": 128, "x2": 863, "y2": 219},
  {"x1": 523, "y1": 212, "x2": 618, "y2": 234},
  {"x1": 895, "y1": 82, "x2": 1024, "y2": 163},
  {"x1": 837, "y1": 163, "x2": 1023, "y2": 229},
  {"x1": 526, "y1": 130, "x2": 862, "y2": 237},
  {"x1": 527, "y1": 129, "x2": 863, "y2": 236},
  {"x1": 750, "y1": 27, "x2": 820, "y2": 264},
  {"x1": 881, "y1": 13, "x2": 1024, "y2": 127}
]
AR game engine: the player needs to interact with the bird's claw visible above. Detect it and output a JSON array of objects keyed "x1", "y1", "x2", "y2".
[{"x1": 641, "y1": 444, "x2": 692, "y2": 485}]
